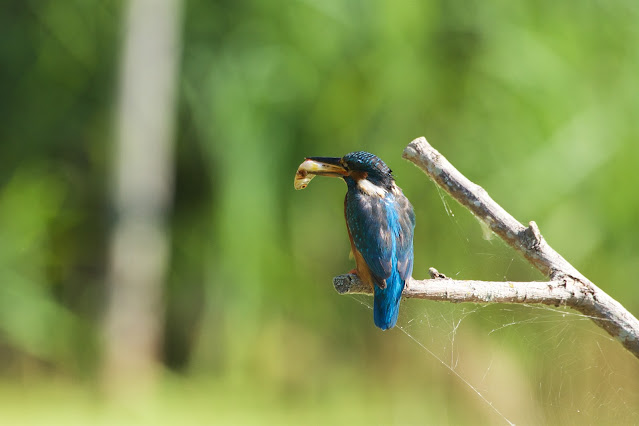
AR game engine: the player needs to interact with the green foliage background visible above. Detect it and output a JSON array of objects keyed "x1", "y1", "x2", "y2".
[{"x1": 2, "y1": 0, "x2": 639, "y2": 424}]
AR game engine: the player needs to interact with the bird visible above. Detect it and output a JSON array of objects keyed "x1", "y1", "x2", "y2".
[{"x1": 295, "y1": 151, "x2": 415, "y2": 330}]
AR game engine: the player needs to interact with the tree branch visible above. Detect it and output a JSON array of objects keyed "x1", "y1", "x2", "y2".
[
  {"x1": 335, "y1": 273, "x2": 588, "y2": 306},
  {"x1": 334, "y1": 137, "x2": 639, "y2": 360}
]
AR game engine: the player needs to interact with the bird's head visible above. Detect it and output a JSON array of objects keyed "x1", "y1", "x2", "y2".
[{"x1": 296, "y1": 151, "x2": 394, "y2": 192}]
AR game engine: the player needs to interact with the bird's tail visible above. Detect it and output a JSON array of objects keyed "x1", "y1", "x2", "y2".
[{"x1": 373, "y1": 267, "x2": 404, "y2": 330}]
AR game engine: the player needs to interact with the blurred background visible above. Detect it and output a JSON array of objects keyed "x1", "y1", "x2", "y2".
[{"x1": 2, "y1": 0, "x2": 639, "y2": 424}]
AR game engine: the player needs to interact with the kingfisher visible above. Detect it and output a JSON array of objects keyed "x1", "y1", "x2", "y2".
[{"x1": 295, "y1": 152, "x2": 415, "y2": 330}]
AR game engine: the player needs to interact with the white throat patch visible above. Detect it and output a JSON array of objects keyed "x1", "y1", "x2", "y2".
[{"x1": 357, "y1": 179, "x2": 387, "y2": 197}]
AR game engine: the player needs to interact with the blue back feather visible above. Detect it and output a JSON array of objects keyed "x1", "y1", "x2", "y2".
[
  {"x1": 373, "y1": 200, "x2": 401, "y2": 329},
  {"x1": 345, "y1": 184, "x2": 415, "y2": 330}
]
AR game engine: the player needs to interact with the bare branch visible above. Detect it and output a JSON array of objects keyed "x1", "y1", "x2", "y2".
[
  {"x1": 334, "y1": 274, "x2": 588, "y2": 306},
  {"x1": 334, "y1": 137, "x2": 639, "y2": 360},
  {"x1": 402, "y1": 137, "x2": 581, "y2": 280}
]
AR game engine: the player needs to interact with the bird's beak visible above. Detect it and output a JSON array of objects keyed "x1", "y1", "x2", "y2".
[
  {"x1": 302, "y1": 157, "x2": 348, "y2": 177},
  {"x1": 294, "y1": 157, "x2": 348, "y2": 190}
]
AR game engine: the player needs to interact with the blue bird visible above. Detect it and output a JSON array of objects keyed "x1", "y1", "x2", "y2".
[{"x1": 295, "y1": 152, "x2": 415, "y2": 330}]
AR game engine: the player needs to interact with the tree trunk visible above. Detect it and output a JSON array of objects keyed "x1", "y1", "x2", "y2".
[{"x1": 103, "y1": 0, "x2": 182, "y2": 393}]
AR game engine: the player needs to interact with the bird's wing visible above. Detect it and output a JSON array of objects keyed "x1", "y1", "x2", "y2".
[
  {"x1": 394, "y1": 188, "x2": 415, "y2": 281},
  {"x1": 345, "y1": 191, "x2": 394, "y2": 288}
]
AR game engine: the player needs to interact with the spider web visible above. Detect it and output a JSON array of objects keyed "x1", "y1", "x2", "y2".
[{"x1": 348, "y1": 192, "x2": 639, "y2": 425}]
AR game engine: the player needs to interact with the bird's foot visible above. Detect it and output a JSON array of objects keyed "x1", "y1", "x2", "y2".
[{"x1": 349, "y1": 268, "x2": 358, "y2": 275}]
